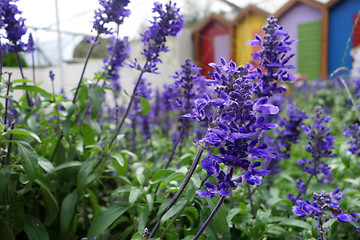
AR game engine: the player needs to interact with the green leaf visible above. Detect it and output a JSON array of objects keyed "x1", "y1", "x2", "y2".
[
  {"x1": 4, "y1": 129, "x2": 41, "y2": 143},
  {"x1": 137, "y1": 208, "x2": 150, "y2": 233},
  {"x1": 36, "y1": 179, "x2": 59, "y2": 226},
  {"x1": 0, "y1": 167, "x2": 12, "y2": 198},
  {"x1": 77, "y1": 157, "x2": 97, "y2": 192},
  {"x1": 23, "y1": 215, "x2": 49, "y2": 240},
  {"x1": 278, "y1": 218, "x2": 312, "y2": 230},
  {"x1": 339, "y1": 143, "x2": 352, "y2": 168},
  {"x1": 62, "y1": 102, "x2": 76, "y2": 118},
  {"x1": 111, "y1": 153, "x2": 124, "y2": 166},
  {"x1": 87, "y1": 188, "x2": 100, "y2": 215},
  {"x1": 80, "y1": 123, "x2": 95, "y2": 146},
  {"x1": 163, "y1": 172, "x2": 185, "y2": 187},
  {"x1": 88, "y1": 202, "x2": 129, "y2": 238},
  {"x1": 51, "y1": 161, "x2": 82, "y2": 173},
  {"x1": 0, "y1": 218, "x2": 15, "y2": 240},
  {"x1": 17, "y1": 141, "x2": 39, "y2": 181},
  {"x1": 268, "y1": 198, "x2": 292, "y2": 209},
  {"x1": 12, "y1": 79, "x2": 34, "y2": 84},
  {"x1": 129, "y1": 187, "x2": 142, "y2": 205},
  {"x1": 227, "y1": 208, "x2": 241, "y2": 225},
  {"x1": 37, "y1": 156, "x2": 54, "y2": 173},
  {"x1": 138, "y1": 97, "x2": 150, "y2": 115},
  {"x1": 201, "y1": 196, "x2": 230, "y2": 240},
  {"x1": 161, "y1": 198, "x2": 186, "y2": 224},
  {"x1": 119, "y1": 150, "x2": 138, "y2": 161},
  {"x1": 60, "y1": 192, "x2": 78, "y2": 235},
  {"x1": 13, "y1": 85, "x2": 52, "y2": 98},
  {"x1": 88, "y1": 87, "x2": 103, "y2": 119},
  {"x1": 146, "y1": 193, "x2": 154, "y2": 212},
  {"x1": 135, "y1": 166, "x2": 145, "y2": 186},
  {"x1": 153, "y1": 169, "x2": 175, "y2": 181},
  {"x1": 130, "y1": 232, "x2": 142, "y2": 240},
  {"x1": 62, "y1": 119, "x2": 72, "y2": 140}
]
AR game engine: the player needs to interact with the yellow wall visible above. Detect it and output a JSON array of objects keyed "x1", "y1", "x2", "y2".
[{"x1": 235, "y1": 13, "x2": 268, "y2": 65}]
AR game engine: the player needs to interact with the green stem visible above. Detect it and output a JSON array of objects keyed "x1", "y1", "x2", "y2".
[
  {"x1": 247, "y1": 183, "x2": 256, "y2": 218},
  {"x1": 72, "y1": 34, "x2": 100, "y2": 104},
  {"x1": 193, "y1": 195, "x2": 226, "y2": 240},
  {"x1": 149, "y1": 147, "x2": 204, "y2": 238},
  {"x1": 3, "y1": 73, "x2": 12, "y2": 126},
  {"x1": 3, "y1": 121, "x2": 15, "y2": 165},
  {"x1": 15, "y1": 52, "x2": 31, "y2": 106},
  {"x1": 159, "y1": 201, "x2": 188, "y2": 239},
  {"x1": 92, "y1": 62, "x2": 149, "y2": 173}
]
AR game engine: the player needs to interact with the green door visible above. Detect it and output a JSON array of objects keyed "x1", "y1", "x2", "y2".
[{"x1": 298, "y1": 20, "x2": 322, "y2": 80}]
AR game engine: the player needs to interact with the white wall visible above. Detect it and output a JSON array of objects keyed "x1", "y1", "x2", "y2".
[{"x1": 2, "y1": 28, "x2": 194, "y2": 105}]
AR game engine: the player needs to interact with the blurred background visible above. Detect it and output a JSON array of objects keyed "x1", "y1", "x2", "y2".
[{"x1": 3, "y1": 0, "x2": 353, "y2": 98}]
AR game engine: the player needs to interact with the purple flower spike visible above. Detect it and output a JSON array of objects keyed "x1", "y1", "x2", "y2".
[
  {"x1": 192, "y1": 56, "x2": 280, "y2": 198},
  {"x1": 247, "y1": 16, "x2": 296, "y2": 98},
  {"x1": 131, "y1": 1, "x2": 184, "y2": 73},
  {"x1": 1, "y1": 0, "x2": 29, "y2": 53},
  {"x1": 293, "y1": 189, "x2": 358, "y2": 237},
  {"x1": 92, "y1": 0, "x2": 131, "y2": 35},
  {"x1": 343, "y1": 123, "x2": 360, "y2": 157},
  {"x1": 298, "y1": 106, "x2": 336, "y2": 182}
]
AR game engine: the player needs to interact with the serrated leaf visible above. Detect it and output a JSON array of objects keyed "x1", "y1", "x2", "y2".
[
  {"x1": 24, "y1": 215, "x2": 49, "y2": 240},
  {"x1": 4, "y1": 129, "x2": 41, "y2": 143},
  {"x1": 138, "y1": 97, "x2": 150, "y2": 115},
  {"x1": 88, "y1": 202, "x2": 129, "y2": 238},
  {"x1": 17, "y1": 141, "x2": 39, "y2": 181}
]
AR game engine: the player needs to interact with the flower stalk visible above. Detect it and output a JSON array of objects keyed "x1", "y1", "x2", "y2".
[{"x1": 149, "y1": 147, "x2": 204, "y2": 238}]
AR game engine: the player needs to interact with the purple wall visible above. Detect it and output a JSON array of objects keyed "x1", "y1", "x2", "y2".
[{"x1": 278, "y1": 2, "x2": 322, "y2": 76}]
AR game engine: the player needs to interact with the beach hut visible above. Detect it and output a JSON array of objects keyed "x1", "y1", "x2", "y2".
[
  {"x1": 192, "y1": 13, "x2": 232, "y2": 77},
  {"x1": 275, "y1": 0, "x2": 328, "y2": 80},
  {"x1": 326, "y1": 0, "x2": 360, "y2": 76},
  {"x1": 233, "y1": 5, "x2": 270, "y2": 66}
]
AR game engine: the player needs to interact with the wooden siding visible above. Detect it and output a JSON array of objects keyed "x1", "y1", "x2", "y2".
[
  {"x1": 297, "y1": 21, "x2": 322, "y2": 80},
  {"x1": 198, "y1": 22, "x2": 230, "y2": 76},
  {"x1": 192, "y1": 14, "x2": 232, "y2": 77},
  {"x1": 235, "y1": 13, "x2": 268, "y2": 65},
  {"x1": 327, "y1": 0, "x2": 360, "y2": 75},
  {"x1": 353, "y1": 13, "x2": 360, "y2": 48}
]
